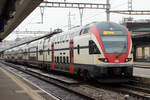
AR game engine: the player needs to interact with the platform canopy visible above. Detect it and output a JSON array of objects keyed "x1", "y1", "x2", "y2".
[
  {"x1": 0, "y1": 0, "x2": 43, "y2": 42},
  {"x1": 125, "y1": 22, "x2": 150, "y2": 32},
  {"x1": 122, "y1": 22, "x2": 150, "y2": 46}
]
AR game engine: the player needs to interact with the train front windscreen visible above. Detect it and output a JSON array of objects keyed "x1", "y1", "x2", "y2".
[
  {"x1": 95, "y1": 22, "x2": 129, "y2": 54},
  {"x1": 101, "y1": 31, "x2": 128, "y2": 54}
]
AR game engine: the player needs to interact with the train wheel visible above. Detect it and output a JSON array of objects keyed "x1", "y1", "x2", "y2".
[
  {"x1": 82, "y1": 70, "x2": 90, "y2": 81},
  {"x1": 77, "y1": 69, "x2": 81, "y2": 79}
]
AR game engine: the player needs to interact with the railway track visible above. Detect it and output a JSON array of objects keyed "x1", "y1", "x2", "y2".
[
  {"x1": 1, "y1": 61, "x2": 150, "y2": 100},
  {"x1": 92, "y1": 79, "x2": 150, "y2": 100},
  {"x1": 120, "y1": 84, "x2": 150, "y2": 98}
]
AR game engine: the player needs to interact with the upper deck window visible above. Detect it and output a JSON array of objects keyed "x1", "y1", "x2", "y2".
[{"x1": 80, "y1": 27, "x2": 90, "y2": 35}]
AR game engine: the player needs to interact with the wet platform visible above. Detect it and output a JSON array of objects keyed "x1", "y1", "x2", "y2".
[{"x1": 0, "y1": 66, "x2": 57, "y2": 100}]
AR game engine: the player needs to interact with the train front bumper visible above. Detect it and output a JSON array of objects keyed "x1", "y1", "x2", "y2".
[{"x1": 91, "y1": 64, "x2": 133, "y2": 78}]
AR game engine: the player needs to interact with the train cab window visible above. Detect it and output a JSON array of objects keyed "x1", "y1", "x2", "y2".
[{"x1": 89, "y1": 40, "x2": 101, "y2": 54}]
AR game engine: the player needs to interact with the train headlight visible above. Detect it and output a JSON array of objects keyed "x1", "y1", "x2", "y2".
[
  {"x1": 125, "y1": 58, "x2": 132, "y2": 62},
  {"x1": 104, "y1": 58, "x2": 108, "y2": 62},
  {"x1": 99, "y1": 58, "x2": 109, "y2": 63}
]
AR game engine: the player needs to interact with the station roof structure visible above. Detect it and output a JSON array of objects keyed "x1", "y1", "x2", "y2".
[
  {"x1": 125, "y1": 22, "x2": 150, "y2": 46},
  {"x1": 0, "y1": 0, "x2": 43, "y2": 42},
  {"x1": 132, "y1": 33, "x2": 150, "y2": 47},
  {"x1": 125, "y1": 22, "x2": 150, "y2": 32}
]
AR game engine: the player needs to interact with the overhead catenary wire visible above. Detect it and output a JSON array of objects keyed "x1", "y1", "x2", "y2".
[{"x1": 17, "y1": 0, "x2": 130, "y2": 33}]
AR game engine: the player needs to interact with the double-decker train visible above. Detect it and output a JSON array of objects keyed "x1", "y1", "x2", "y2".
[{"x1": 1, "y1": 21, "x2": 133, "y2": 82}]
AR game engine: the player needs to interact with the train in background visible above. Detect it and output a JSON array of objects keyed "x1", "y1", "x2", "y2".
[{"x1": 1, "y1": 21, "x2": 133, "y2": 82}]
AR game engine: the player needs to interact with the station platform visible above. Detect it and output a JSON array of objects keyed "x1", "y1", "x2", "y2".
[
  {"x1": 134, "y1": 62, "x2": 150, "y2": 68},
  {"x1": 0, "y1": 66, "x2": 56, "y2": 100}
]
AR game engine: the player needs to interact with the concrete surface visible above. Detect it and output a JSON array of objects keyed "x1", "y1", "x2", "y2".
[
  {"x1": 134, "y1": 62, "x2": 150, "y2": 68},
  {"x1": 0, "y1": 66, "x2": 56, "y2": 100}
]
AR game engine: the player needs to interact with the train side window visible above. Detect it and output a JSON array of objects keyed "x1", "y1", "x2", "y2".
[
  {"x1": 80, "y1": 28, "x2": 90, "y2": 35},
  {"x1": 57, "y1": 56, "x2": 59, "y2": 63},
  {"x1": 63, "y1": 56, "x2": 65, "y2": 63},
  {"x1": 48, "y1": 38, "x2": 51, "y2": 42},
  {"x1": 80, "y1": 29, "x2": 83, "y2": 35},
  {"x1": 89, "y1": 40, "x2": 101, "y2": 54},
  {"x1": 48, "y1": 48, "x2": 50, "y2": 55},
  {"x1": 60, "y1": 56, "x2": 62, "y2": 63},
  {"x1": 83, "y1": 28, "x2": 89, "y2": 34},
  {"x1": 39, "y1": 49, "x2": 43, "y2": 55},
  {"x1": 66, "y1": 56, "x2": 69, "y2": 64},
  {"x1": 55, "y1": 57, "x2": 56, "y2": 63},
  {"x1": 77, "y1": 45, "x2": 80, "y2": 54}
]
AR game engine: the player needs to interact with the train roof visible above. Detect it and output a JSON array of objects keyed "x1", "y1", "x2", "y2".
[{"x1": 1, "y1": 21, "x2": 123, "y2": 52}]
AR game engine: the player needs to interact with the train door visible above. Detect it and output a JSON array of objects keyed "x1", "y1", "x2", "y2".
[
  {"x1": 69, "y1": 39, "x2": 74, "y2": 74},
  {"x1": 51, "y1": 42, "x2": 55, "y2": 70}
]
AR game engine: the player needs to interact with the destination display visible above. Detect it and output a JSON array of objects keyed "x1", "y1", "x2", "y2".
[{"x1": 103, "y1": 30, "x2": 125, "y2": 35}]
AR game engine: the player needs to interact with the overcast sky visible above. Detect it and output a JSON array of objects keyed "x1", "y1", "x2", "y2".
[{"x1": 5, "y1": 0, "x2": 150, "y2": 40}]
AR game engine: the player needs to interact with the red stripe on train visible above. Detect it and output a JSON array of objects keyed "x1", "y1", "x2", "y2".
[
  {"x1": 51, "y1": 42, "x2": 55, "y2": 70},
  {"x1": 69, "y1": 39, "x2": 74, "y2": 74}
]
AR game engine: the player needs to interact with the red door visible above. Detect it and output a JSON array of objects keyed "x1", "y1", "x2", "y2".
[
  {"x1": 51, "y1": 43, "x2": 55, "y2": 70},
  {"x1": 69, "y1": 39, "x2": 74, "y2": 74}
]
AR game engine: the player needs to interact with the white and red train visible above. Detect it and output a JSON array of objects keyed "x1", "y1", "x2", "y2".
[{"x1": 1, "y1": 21, "x2": 133, "y2": 82}]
